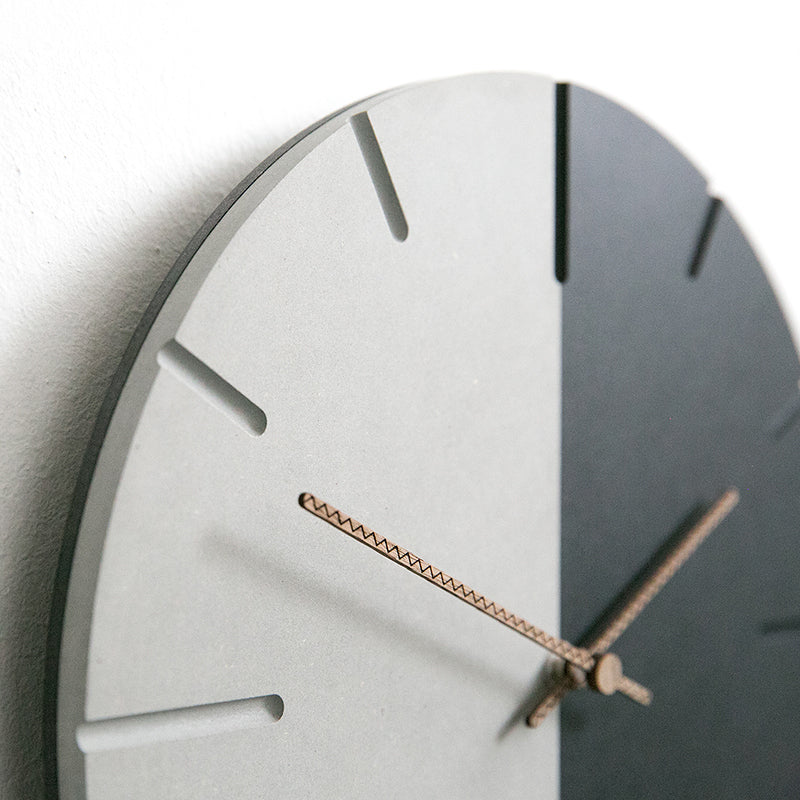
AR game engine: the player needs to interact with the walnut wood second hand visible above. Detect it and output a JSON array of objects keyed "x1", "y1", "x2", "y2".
[
  {"x1": 299, "y1": 492, "x2": 652, "y2": 707},
  {"x1": 527, "y1": 486, "x2": 740, "y2": 727}
]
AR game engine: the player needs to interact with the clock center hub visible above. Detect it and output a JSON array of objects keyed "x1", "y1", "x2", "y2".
[{"x1": 588, "y1": 653, "x2": 624, "y2": 696}]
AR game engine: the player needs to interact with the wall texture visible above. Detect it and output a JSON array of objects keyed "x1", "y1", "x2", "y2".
[{"x1": 2, "y1": 2, "x2": 798, "y2": 798}]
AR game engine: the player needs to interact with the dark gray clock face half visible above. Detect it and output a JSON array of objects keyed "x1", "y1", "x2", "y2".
[
  {"x1": 43, "y1": 75, "x2": 800, "y2": 799},
  {"x1": 560, "y1": 85, "x2": 800, "y2": 798}
]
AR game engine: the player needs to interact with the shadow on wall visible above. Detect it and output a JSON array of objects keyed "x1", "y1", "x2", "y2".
[{"x1": 0, "y1": 135, "x2": 287, "y2": 800}]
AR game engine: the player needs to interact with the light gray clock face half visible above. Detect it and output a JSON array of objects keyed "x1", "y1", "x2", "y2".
[
  {"x1": 51, "y1": 74, "x2": 561, "y2": 799},
  {"x1": 47, "y1": 72, "x2": 800, "y2": 800}
]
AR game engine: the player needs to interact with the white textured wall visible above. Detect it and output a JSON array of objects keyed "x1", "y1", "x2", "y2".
[{"x1": 2, "y1": 2, "x2": 798, "y2": 797}]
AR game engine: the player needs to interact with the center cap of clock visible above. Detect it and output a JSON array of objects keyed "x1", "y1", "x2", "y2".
[{"x1": 588, "y1": 653, "x2": 624, "y2": 696}]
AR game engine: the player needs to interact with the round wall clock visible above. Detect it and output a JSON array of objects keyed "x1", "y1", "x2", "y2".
[{"x1": 45, "y1": 73, "x2": 800, "y2": 799}]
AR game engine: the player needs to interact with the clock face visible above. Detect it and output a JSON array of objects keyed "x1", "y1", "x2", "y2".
[{"x1": 45, "y1": 74, "x2": 800, "y2": 799}]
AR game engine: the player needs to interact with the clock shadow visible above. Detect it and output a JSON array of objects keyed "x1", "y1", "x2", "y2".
[
  {"x1": 203, "y1": 531, "x2": 525, "y2": 699},
  {"x1": 496, "y1": 659, "x2": 562, "y2": 740}
]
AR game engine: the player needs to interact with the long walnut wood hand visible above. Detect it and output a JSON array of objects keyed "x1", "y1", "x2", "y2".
[
  {"x1": 300, "y1": 492, "x2": 652, "y2": 708},
  {"x1": 527, "y1": 487, "x2": 740, "y2": 727}
]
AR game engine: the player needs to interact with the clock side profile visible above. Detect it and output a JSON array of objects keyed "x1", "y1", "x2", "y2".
[{"x1": 44, "y1": 73, "x2": 800, "y2": 799}]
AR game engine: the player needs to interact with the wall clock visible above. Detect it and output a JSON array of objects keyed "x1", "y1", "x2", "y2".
[{"x1": 44, "y1": 73, "x2": 800, "y2": 798}]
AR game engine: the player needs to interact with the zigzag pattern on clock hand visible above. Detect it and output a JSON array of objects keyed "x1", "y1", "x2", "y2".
[{"x1": 299, "y1": 492, "x2": 595, "y2": 671}]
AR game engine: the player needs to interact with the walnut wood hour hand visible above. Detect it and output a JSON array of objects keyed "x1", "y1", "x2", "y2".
[
  {"x1": 527, "y1": 486, "x2": 740, "y2": 727},
  {"x1": 299, "y1": 492, "x2": 652, "y2": 708}
]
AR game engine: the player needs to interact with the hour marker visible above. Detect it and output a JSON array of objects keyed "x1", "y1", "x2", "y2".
[
  {"x1": 554, "y1": 82, "x2": 570, "y2": 284},
  {"x1": 75, "y1": 695, "x2": 284, "y2": 753},
  {"x1": 761, "y1": 615, "x2": 800, "y2": 635},
  {"x1": 350, "y1": 111, "x2": 409, "y2": 242},
  {"x1": 157, "y1": 339, "x2": 267, "y2": 436},
  {"x1": 766, "y1": 380, "x2": 800, "y2": 439},
  {"x1": 688, "y1": 196, "x2": 722, "y2": 278}
]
